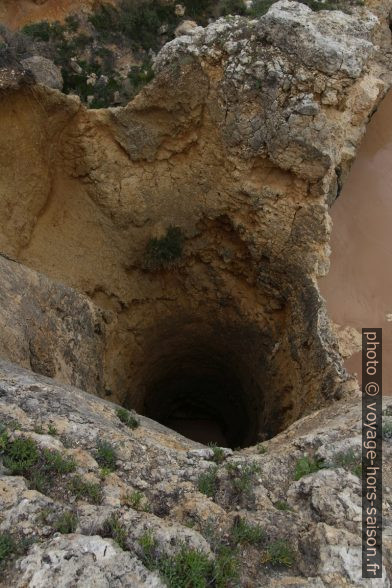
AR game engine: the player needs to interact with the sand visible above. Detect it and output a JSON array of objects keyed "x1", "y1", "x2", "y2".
[{"x1": 320, "y1": 90, "x2": 392, "y2": 395}]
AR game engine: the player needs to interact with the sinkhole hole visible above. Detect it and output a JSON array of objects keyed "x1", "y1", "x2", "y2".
[{"x1": 132, "y1": 322, "x2": 280, "y2": 449}]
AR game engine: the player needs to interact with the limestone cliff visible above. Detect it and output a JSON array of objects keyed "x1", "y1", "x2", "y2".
[{"x1": 0, "y1": 1, "x2": 391, "y2": 585}]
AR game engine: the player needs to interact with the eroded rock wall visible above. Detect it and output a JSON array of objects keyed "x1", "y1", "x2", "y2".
[
  {"x1": 0, "y1": 254, "x2": 110, "y2": 394},
  {"x1": 0, "y1": 1, "x2": 391, "y2": 440}
]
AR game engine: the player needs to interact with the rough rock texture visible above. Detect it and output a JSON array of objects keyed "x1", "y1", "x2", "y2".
[
  {"x1": 21, "y1": 56, "x2": 63, "y2": 90},
  {"x1": 0, "y1": 359, "x2": 391, "y2": 586},
  {"x1": 0, "y1": 254, "x2": 109, "y2": 395},
  {"x1": 0, "y1": 1, "x2": 390, "y2": 445}
]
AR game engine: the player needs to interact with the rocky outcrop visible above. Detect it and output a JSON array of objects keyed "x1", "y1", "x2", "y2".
[
  {"x1": 0, "y1": 254, "x2": 109, "y2": 394},
  {"x1": 0, "y1": 359, "x2": 391, "y2": 586},
  {"x1": 21, "y1": 56, "x2": 63, "y2": 90},
  {"x1": 0, "y1": 1, "x2": 390, "y2": 446}
]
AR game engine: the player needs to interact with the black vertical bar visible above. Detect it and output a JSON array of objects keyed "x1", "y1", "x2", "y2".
[{"x1": 362, "y1": 328, "x2": 382, "y2": 578}]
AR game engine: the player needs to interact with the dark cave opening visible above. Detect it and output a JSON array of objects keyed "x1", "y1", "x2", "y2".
[{"x1": 141, "y1": 340, "x2": 258, "y2": 449}]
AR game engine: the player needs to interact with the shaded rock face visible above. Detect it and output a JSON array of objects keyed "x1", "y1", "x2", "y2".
[
  {"x1": 0, "y1": 359, "x2": 391, "y2": 586},
  {"x1": 0, "y1": 255, "x2": 110, "y2": 395},
  {"x1": 0, "y1": 1, "x2": 391, "y2": 446}
]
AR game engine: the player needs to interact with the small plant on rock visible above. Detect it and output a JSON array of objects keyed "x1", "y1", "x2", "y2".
[
  {"x1": 124, "y1": 490, "x2": 146, "y2": 510},
  {"x1": 197, "y1": 465, "x2": 219, "y2": 498},
  {"x1": 230, "y1": 517, "x2": 265, "y2": 545},
  {"x1": 274, "y1": 500, "x2": 292, "y2": 512},
  {"x1": 68, "y1": 475, "x2": 103, "y2": 504},
  {"x1": 95, "y1": 440, "x2": 117, "y2": 471},
  {"x1": 143, "y1": 226, "x2": 185, "y2": 271},
  {"x1": 208, "y1": 443, "x2": 226, "y2": 465},
  {"x1": 2, "y1": 436, "x2": 39, "y2": 474},
  {"x1": 54, "y1": 511, "x2": 78, "y2": 534},
  {"x1": 116, "y1": 407, "x2": 139, "y2": 430},
  {"x1": 226, "y1": 462, "x2": 260, "y2": 497},
  {"x1": 294, "y1": 455, "x2": 324, "y2": 481},
  {"x1": 103, "y1": 515, "x2": 128, "y2": 550},
  {"x1": 263, "y1": 539, "x2": 295, "y2": 568},
  {"x1": 0, "y1": 533, "x2": 15, "y2": 568}
]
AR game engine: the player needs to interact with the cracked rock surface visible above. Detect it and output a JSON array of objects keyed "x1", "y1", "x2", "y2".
[{"x1": 0, "y1": 359, "x2": 391, "y2": 586}]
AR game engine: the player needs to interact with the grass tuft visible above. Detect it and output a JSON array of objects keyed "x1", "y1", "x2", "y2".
[
  {"x1": 116, "y1": 407, "x2": 139, "y2": 430},
  {"x1": 294, "y1": 456, "x2": 324, "y2": 481},
  {"x1": 230, "y1": 517, "x2": 265, "y2": 545},
  {"x1": 197, "y1": 465, "x2": 219, "y2": 498},
  {"x1": 54, "y1": 511, "x2": 78, "y2": 534},
  {"x1": 95, "y1": 440, "x2": 117, "y2": 471}
]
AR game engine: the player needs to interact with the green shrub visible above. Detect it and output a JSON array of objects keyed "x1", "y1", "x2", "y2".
[
  {"x1": 226, "y1": 462, "x2": 260, "y2": 497},
  {"x1": 41, "y1": 449, "x2": 76, "y2": 475},
  {"x1": 257, "y1": 443, "x2": 267, "y2": 454},
  {"x1": 68, "y1": 475, "x2": 103, "y2": 504},
  {"x1": 218, "y1": 0, "x2": 248, "y2": 16},
  {"x1": 103, "y1": 515, "x2": 128, "y2": 549},
  {"x1": 294, "y1": 456, "x2": 324, "y2": 481},
  {"x1": 144, "y1": 226, "x2": 185, "y2": 271},
  {"x1": 213, "y1": 544, "x2": 240, "y2": 587},
  {"x1": 124, "y1": 490, "x2": 145, "y2": 510},
  {"x1": 48, "y1": 424, "x2": 57, "y2": 436},
  {"x1": 2, "y1": 437, "x2": 39, "y2": 475},
  {"x1": 198, "y1": 465, "x2": 219, "y2": 498},
  {"x1": 140, "y1": 534, "x2": 214, "y2": 588},
  {"x1": 274, "y1": 500, "x2": 292, "y2": 512},
  {"x1": 230, "y1": 517, "x2": 265, "y2": 545},
  {"x1": 264, "y1": 539, "x2": 295, "y2": 567},
  {"x1": 208, "y1": 443, "x2": 226, "y2": 465},
  {"x1": 54, "y1": 511, "x2": 78, "y2": 534},
  {"x1": 128, "y1": 60, "x2": 154, "y2": 96},
  {"x1": 95, "y1": 440, "x2": 117, "y2": 471},
  {"x1": 22, "y1": 21, "x2": 65, "y2": 42},
  {"x1": 116, "y1": 407, "x2": 140, "y2": 430},
  {"x1": 0, "y1": 533, "x2": 31, "y2": 569},
  {"x1": 0, "y1": 533, "x2": 15, "y2": 568}
]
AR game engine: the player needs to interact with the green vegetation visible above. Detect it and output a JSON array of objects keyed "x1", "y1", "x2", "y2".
[
  {"x1": 226, "y1": 462, "x2": 260, "y2": 497},
  {"x1": 139, "y1": 534, "x2": 215, "y2": 588},
  {"x1": 103, "y1": 515, "x2": 128, "y2": 550},
  {"x1": 139, "y1": 526, "x2": 241, "y2": 587},
  {"x1": 0, "y1": 533, "x2": 15, "y2": 568},
  {"x1": 274, "y1": 500, "x2": 292, "y2": 512},
  {"x1": 124, "y1": 490, "x2": 146, "y2": 510},
  {"x1": 294, "y1": 456, "x2": 324, "y2": 481},
  {"x1": 22, "y1": 21, "x2": 64, "y2": 43},
  {"x1": 95, "y1": 440, "x2": 117, "y2": 471},
  {"x1": 48, "y1": 424, "x2": 57, "y2": 436},
  {"x1": 197, "y1": 465, "x2": 219, "y2": 498},
  {"x1": 213, "y1": 544, "x2": 240, "y2": 587},
  {"x1": 263, "y1": 539, "x2": 295, "y2": 568},
  {"x1": 1, "y1": 433, "x2": 76, "y2": 494},
  {"x1": 208, "y1": 443, "x2": 226, "y2": 465},
  {"x1": 2, "y1": 436, "x2": 39, "y2": 474},
  {"x1": 0, "y1": 533, "x2": 31, "y2": 569},
  {"x1": 257, "y1": 443, "x2": 267, "y2": 455},
  {"x1": 144, "y1": 226, "x2": 185, "y2": 271},
  {"x1": 116, "y1": 407, "x2": 140, "y2": 430},
  {"x1": 54, "y1": 511, "x2": 78, "y2": 534},
  {"x1": 230, "y1": 517, "x2": 265, "y2": 545},
  {"x1": 333, "y1": 449, "x2": 361, "y2": 476},
  {"x1": 68, "y1": 475, "x2": 103, "y2": 504}
]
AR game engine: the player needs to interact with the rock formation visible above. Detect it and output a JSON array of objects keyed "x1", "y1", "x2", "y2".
[{"x1": 0, "y1": 0, "x2": 391, "y2": 585}]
